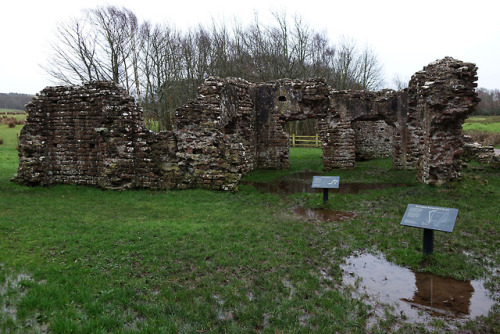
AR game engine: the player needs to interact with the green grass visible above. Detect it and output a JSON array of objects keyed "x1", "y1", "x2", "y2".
[
  {"x1": 0, "y1": 109, "x2": 25, "y2": 122},
  {"x1": 464, "y1": 115, "x2": 500, "y2": 133},
  {"x1": 463, "y1": 122, "x2": 500, "y2": 133},
  {"x1": 463, "y1": 115, "x2": 500, "y2": 148},
  {"x1": 1, "y1": 126, "x2": 499, "y2": 332}
]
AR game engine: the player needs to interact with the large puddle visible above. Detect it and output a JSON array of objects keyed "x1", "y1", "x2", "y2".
[
  {"x1": 341, "y1": 253, "x2": 496, "y2": 324},
  {"x1": 242, "y1": 172, "x2": 408, "y2": 195}
]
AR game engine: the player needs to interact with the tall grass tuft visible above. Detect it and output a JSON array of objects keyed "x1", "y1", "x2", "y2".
[{"x1": 465, "y1": 131, "x2": 500, "y2": 147}]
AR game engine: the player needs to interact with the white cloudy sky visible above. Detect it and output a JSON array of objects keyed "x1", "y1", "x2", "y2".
[{"x1": 1, "y1": 0, "x2": 499, "y2": 94}]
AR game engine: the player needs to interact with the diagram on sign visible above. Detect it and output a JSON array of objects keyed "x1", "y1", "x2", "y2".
[
  {"x1": 328, "y1": 179, "x2": 338, "y2": 186},
  {"x1": 423, "y1": 209, "x2": 448, "y2": 228},
  {"x1": 400, "y1": 204, "x2": 458, "y2": 233},
  {"x1": 311, "y1": 176, "x2": 340, "y2": 189}
]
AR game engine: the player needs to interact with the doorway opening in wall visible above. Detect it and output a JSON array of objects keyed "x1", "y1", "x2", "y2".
[
  {"x1": 284, "y1": 119, "x2": 320, "y2": 148},
  {"x1": 284, "y1": 118, "x2": 323, "y2": 171}
]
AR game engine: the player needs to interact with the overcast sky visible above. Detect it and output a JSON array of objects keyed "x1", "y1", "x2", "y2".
[{"x1": 1, "y1": 0, "x2": 499, "y2": 94}]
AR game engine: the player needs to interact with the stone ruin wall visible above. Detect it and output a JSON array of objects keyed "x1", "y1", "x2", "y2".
[
  {"x1": 462, "y1": 135, "x2": 495, "y2": 165},
  {"x1": 326, "y1": 89, "x2": 406, "y2": 169},
  {"x1": 409, "y1": 57, "x2": 480, "y2": 185},
  {"x1": 13, "y1": 82, "x2": 184, "y2": 190},
  {"x1": 13, "y1": 57, "x2": 480, "y2": 190},
  {"x1": 253, "y1": 79, "x2": 331, "y2": 170},
  {"x1": 13, "y1": 81, "x2": 251, "y2": 191},
  {"x1": 353, "y1": 120, "x2": 393, "y2": 160}
]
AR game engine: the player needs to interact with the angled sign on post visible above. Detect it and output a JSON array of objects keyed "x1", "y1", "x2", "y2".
[
  {"x1": 400, "y1": 204, "x2": 458, "y2": 255},
  {"x1": 311, "y1": 176, "x2": 339, "y2": 203},
  {"x1": 311, "y1": 176, "x2": 340, "y2": 189},
  {"x1": 400, "y1": 204, "x2": 458, "y2": 233}
]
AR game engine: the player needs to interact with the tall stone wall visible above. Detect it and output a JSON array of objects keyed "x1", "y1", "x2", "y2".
[
  {"x1": 13, "y1": 81, "x2": 250, "y2": 191},
  {"x1": 353, "y1": 120, "x2": 393, "y2": 160},
  {"x1": 174, "y1": 77, "x2": 256, "y2": 190},
  {"x1": 325, "y1": 89, "x2": 405, "y2": 169},
  {"x1": 409, "y1": 57, "x2": 480, "y2": 185},
  {"x1": 13, "y1": 57, "x2": 479, "y2": 190},
  {"x1": 12, "y1": 82, "x2": 174, "y2": 189},
  {"x1": 253, "y1": 78, "x2": 330, "y2": 169}
]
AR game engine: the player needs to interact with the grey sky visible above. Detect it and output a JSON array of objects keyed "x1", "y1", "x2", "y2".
[{"x1": 1, "y1": 0, "x2": 499, "y2": 94}]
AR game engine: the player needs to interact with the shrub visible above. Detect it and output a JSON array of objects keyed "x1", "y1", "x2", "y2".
[
  {"x1": 7, "y1": 119, "x2": 16, "y2": 128},
  {"x1": 466, "y1": 131, "x2": 500, "y2": 147}
]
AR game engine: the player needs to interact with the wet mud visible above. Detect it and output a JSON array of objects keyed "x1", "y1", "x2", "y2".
[
  {"x1": 242, "y1": 172, "x2": 408, "y2": 195},
  {"x1": 341, "y1": 253, "x2": 496, "y2": 323},
  {"x1": 291, "y1": 207, "x2": 356, "y2": 222}
]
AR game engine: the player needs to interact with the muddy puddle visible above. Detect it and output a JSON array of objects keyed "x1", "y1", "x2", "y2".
[
  {"x1": 291, "y1": 207, "x2": 356, "y2": 222},
  {"x1": 241, "y1": 171, "x2": 408, "y2": 195},
  {"x1": 341, "y1": 253, "x2": 496, "y2": 324}
]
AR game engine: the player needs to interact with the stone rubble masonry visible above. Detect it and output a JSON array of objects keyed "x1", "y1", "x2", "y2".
[
  {"x1": 353, "y1": 120, "x2": 393, "y2": 160},
  {"x1": 327, "y1": 89, "x2": 406, "y2": 169},
  {"x1": 12, "y1": 82, "x2": 183, "y2": 190},
  {"x1": 12, "y1": 57, "x2": 479, "y2": 190},
  {"x1": 462, "y1": 135, "x2": 495, "y2": 165},
  {"x1": 409, "y1": 57, "x2": 480, "y2": 185},
  {"x1": 491, "y1": 155, "x2": 500, "y2": 169}
]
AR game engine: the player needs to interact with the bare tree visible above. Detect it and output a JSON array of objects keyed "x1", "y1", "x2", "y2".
[
  {"x1": 357, "y1": 47, "x2": 384, "y2": 90},
  {"x1": 43, "y1": 17, "x2": 99, "y2": 84},
  {"x1": 86, "y1": 6, "x2": 137, "y2": 88},
  {"x1": 475, "y1": 88, "x2": 500, "y2": 115},
  {"x1": 331, "y1": 36, "x2": 359, "y2": 89},
  {"x1": 392, "y1": 74, "x2": 409, "y2": 90},
  {"x1": 44, "y1": 6, "x2": 142, "y2": 98},
  {"x1": 308, "y1": 32, "x2": 336, "y2": 82},
  {"x1": 44, "y1": 6, "x2": 388, "y2": 131}
]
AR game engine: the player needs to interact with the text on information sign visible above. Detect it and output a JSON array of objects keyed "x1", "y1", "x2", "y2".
[
  {"x1": 311, "y1": 176, "x2": 340, "y2": 189},
  {"x1": 400, "y1": 204, "x2": 458, "y2": 233}
]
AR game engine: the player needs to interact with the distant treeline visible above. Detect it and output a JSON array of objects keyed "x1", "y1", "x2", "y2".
[
  {"x1": 475, "y1": 88, "x2": 500, "y2": 116},
  {"x1": 0, "y1": 93, "x2": 33, "y2": 111},
  {"x1": 44, "y1": 6, "x2": 384, "y2": 130}
]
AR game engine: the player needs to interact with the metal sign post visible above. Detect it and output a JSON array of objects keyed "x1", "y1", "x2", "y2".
[
  {"x1": 400, "y1": 204, "x2": 458, "y2": 255},
  {"x1": 422, "y1": 229, "x2": 434, "y2": 255},
  {"x1": 311, "y1": 176, "x2": 340, "y2": 203}
]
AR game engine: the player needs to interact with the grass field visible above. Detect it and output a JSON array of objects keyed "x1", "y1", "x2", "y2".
[
  {"x1": 1, "y1": 121, "x2": 499, "y2": 332},
  {"x1": 0, "y1": 109, "x2": 25, "y2": 117},
  {"x1": 464, "y1": 116, "x2": 500, "y2": 133},
  {"x1": 464, "y1": 115, "x2": 500, "y2": 148}
]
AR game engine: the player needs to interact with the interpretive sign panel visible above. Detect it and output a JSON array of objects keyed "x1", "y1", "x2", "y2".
[
  {"x1": 400, "y1": 204, "x2": 458, "y2": 233},
  {"x1": 311, "y1": 176, "x2": 340, "y2": 189}
]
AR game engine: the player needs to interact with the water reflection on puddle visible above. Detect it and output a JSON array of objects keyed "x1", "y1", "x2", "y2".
[
  {"x1": 242, "y1": 172, "x2": 408, "y2": 195},
  {"x1": 341, "y1": 253, "x2": 496, "y2": 323}
]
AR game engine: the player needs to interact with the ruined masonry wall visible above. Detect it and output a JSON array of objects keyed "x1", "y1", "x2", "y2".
[
  {"x1": 353, "y1": 120, "x2": 393, "y2": 160},
  {"x1": 254, "y1": 79, "x2": 330, "y2": 170},
  {"x1": 462, "y1": 135, "x2": 495, "y2": 165},
  {"x1": 411, "y1": 57, "x2": 480, "y2": 185},
  {"x1": 13, "y1": 57, "x2": 479, "y2": 190},
  {"x1": 174, "y1": 77, "x2": 257, "y2": 190},
  {"x1": 326, "y1": 89, "x2": 405, "y2": 168},
  {"x1": 13, "y1": 81, "x2": 245, "y2": 191},
  {"x1": 13, "y1": 82, "x2": 167, "y2": 189}
]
